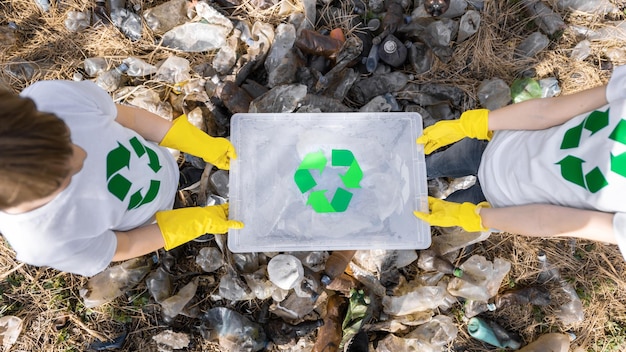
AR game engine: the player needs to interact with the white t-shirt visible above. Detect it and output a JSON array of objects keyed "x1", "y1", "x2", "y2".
[
  {"x1": 478, "y1": 99, "x2": 626, "y2": 259},
  {"x1": 0, "y1": 80, "x2": 178, "y2": 276}
]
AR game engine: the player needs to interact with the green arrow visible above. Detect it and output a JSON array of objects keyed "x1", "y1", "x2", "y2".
[
  {"x1": 306, "y1": 188, "x2": 353, "y2": 213},
  {"x1": 332, "y1": 149, "x2": 363, "y2": 189},
  {"x1": 585, "y1": 167, "x2": 608, "y2": 193},
  {"x1": 294, "y1": 169, "x2": 317, "y2": 193},
  {"x1": 145, "y1": 147, "x2": 162, "y2": 173},
  {"x1": 330, "y1": 187, "x2": 353, "y2": 212},
  {"x1": 127, "y1": 180, "x2": 161, "y2": 210},
  {"x1": 106, "y1": 143, "x2": 131, "y2": 179},
  {"x1": 584, "y1": 109, "x2": 609, "y2": 135},
  {"x1": 298, "y1": 151, "x2": 327, "y2": 174},
  {"x1": 560, "y1": 122, "x2": 584, "y2": 150},
  {"x1": 107, "y1": 174, "x2": 132, "y2": 201},
  {"x1": 556, "y1": 155, "x2": 586, "y2": 189},
  {"x1": 609, "y1": 118, "x2": 626, "y2": 145},
  {"x1": 611, "y1": 152, "x2": 626, "y2": 178},
  {"x1": 307, "y1": 190, "x2": 336, "y2": 213},
  {"x1": 129, "y1": 137, "x2": 146, "y2": 157}
]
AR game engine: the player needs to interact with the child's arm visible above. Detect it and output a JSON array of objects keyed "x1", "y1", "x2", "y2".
[
  {"x1": 480, "y1": 204, "x2": 616, "y2": 244},
  {"x1": 115, "y1": 104, "x2": 172, "y2": 143},
  {"x1": 112, "y1": 224, "x2": 165, "y2": 261},
  {"x1": 488, "y1": 85, "x2": 608, "y2": 131}
]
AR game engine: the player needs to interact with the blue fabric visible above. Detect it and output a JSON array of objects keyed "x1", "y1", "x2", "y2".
[{"x1": 425, "y1": 138, "x2": 488, "y2": 204}]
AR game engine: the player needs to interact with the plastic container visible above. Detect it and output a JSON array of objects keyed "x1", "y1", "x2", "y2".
[{"x1": 228, "y1": 112, "x2": 430, "y2": 252}]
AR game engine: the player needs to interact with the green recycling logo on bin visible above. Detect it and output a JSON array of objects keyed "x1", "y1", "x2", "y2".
[
  {"x1": 557, "y1": 108, "x2": 626, "y2": 193},
  {"x1": 106, "y1": 137, "x2": 162, "y2": 210},
  {"x1": 294, "y1": 149, "x2": 363, "y2": 213}
]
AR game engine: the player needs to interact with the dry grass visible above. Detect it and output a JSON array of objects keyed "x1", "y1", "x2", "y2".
[{"x1": 2, "y1": 0, "x2": 626, "y2": 351}]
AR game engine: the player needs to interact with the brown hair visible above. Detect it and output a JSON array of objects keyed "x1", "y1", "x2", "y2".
[{"x1": 0, "y1": 89, "x2": 73, "y2": 209}]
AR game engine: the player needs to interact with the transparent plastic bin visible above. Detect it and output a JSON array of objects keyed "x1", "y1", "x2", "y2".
[{"x1": 228, "y1": 112, "x2": 430, "y2": 252}]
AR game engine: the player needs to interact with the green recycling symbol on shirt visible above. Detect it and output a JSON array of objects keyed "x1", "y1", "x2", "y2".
[
  {"x1": 294, "y1": 149, "x2": 363, "y2": 213},
  {"x1": 557, "y1": 108, "x2": 626, "y2": 193},
  {"x1": 106, "y1": 137, "x2": 162, "y2": 210}
]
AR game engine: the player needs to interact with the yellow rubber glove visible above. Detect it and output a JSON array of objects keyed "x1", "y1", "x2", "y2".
[
  {"x1": 156, "y1": 204, "x2": 244, "y2": 250},
  {"x1": 416, "y1": 109, "x2": 493, "y2": 155},
  {"x1": 160, "y1": 115, "x2": 236, "y2": 170},
  {"x1": 413, "y1": 196, "x2": 490, "y2": 232}
]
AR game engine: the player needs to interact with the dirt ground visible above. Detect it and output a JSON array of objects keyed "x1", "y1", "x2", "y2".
[{"x1": 2, "y1": 0, "x2": 626, "y2": 351}]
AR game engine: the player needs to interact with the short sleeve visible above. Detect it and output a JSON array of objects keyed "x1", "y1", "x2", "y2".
[{"x1": 20, "y1": 80, "x2": 117, "y2": 124}]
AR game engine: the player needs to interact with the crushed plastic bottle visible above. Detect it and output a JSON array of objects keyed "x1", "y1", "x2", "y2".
[
  {"x1": 213, "y1": 29, "x2": 240, "y2": 75},
  {"x1": 295, "y1": 29, "x2": 343, "y2": 58},
  {"x1": 154, "y1": 56, "x2": 191, "y2": 84},
  {"x1": 152, "y1": 330, "x2": 191, "y2": 350},
  {"x1": 540, "y1": 77, "x2": 561, "y2": 98},
  {"x1": 35, "y1": 0, "x2": 51, "y2": 12},
  {"x1": 0, "y1": 316, "x2": 23, "y2": 349},
  {"x1": 111, "y1": 9, "x2": 143, "y2": 41},
  {"x1": 201, "y1": 307, "x2": 267, "y2": 351},
  {"x1": 382, "y1": 285, "x2": 449, "y2": 315},
  {"x1": 406, "y1": 41, "x2": 434, "y2": 75},
  {"x1": 556, "y1": 0, "x2": 618, "y2": 15},
  {"x1": 365, "y1": 43, "x2": 380, "y2": 73},
  {"x1": 265, "y1": 23, "x2": 297, "y2": 87},
  {"x1": 145, "y1": 266, "x2": 172, "y2": 303},
  {"x1": 432, "y1": 227, "x2": 491, "y2": 255},
  {"x1": 405, "y1": 315, "x2": 458, "y2": 348},
  {"x1": 80, "y1": 258, "x2": 151, "y2": 308},
  {"x1": 143, "y1": 0, "x2": 190, "y2": 34},
  {"x1": 495, "y1": 286, "x2": 551, "y2": 308},
  {"x1": 65, "y1": 11, "x2": 91, "y2": 32},
  {"x1": 348, "y1": 72, "x2": 411, "y2": 105},
  {"x1": 270, "y1": 291, "x2": 319, "y2": 320},
  {"x1": 521, "y1": 0, "x2": 566, "y2": 37},
  {"x1": 243, "y1": 266, "x2": 276, "y2": 300},
  {"x1": 418, "y1": 249, "x2": 482, "y2": 285},
  {"x1": 289, "y1": 251, "x2": 329, "y2": 272},
  {"x1": 219, "y1": 270, "x2": 254, "y2": 301},
  {"x1": 267, "y1": 254, "x2": 304, "y2": 290},
  {"x1": 515, "y1": 31, "x2": 550, "y2": 58},
  {"x1": 249, "y1": 83, "x2": 307, "y2": 113},
  {"x1": 537, "y1": 252, "x2": 584, "y2": 325},
  {"x1": 84, "y1": 57, "x2": 108, "y2": 77},
  {"x1": 464, "y1": 299, "x2": 497, "y2": 318},
  {"x1": 123, "y1": 57, "x2": 157, "y2": 77},
  {"x1": 266, "y1": 318, "x2": 324, "y2": 345},
  {"x1": 467, "y1": 316, "x2": 521, "y2": 349},
  {"x1": 477, "y1": 78, "x2": 511, "y2": 110},
  {"x1": 517, "y1": 332, "x2": 571, "y2": 352},
  {"x1": 447, "y1": 255, "x2": 511, "y2": 301},
  {"x1": 511, "y1": 77, "x2": 543, "y2": 103},
  {"x1": 313, "y1": 294, "x2": 346, "y2": 352},
  {"x1": 457, "y1": 10, "x2": 480, "y2": 43},
  {"x1": 160, "y1": 277, "x2": 199, "y2": 321},
  {"x1": 96, "y1": 62, "x2": 129, "y2": 92},
  {"x1": 195, "y1": 247, "x2": 224, "y2": 272},
  {"x1": 209, "y1": 169, "x2": 229, "y2": 198},
  {"x1": 162, "y1": 22, "x2": 229, "y2": 52}
]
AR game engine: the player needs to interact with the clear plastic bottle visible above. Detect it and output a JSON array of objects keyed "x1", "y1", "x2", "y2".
[
  {"x1": 95, "y1": 62, "x2": 129, "y2": 92},
  {"x1": 537, "y1": 251, "x2": 584, "y2": 325},
  {"x1": 418, "y1": 249, "x2": 482, "y2": 285},
  {"x1": 35, "y1": 0, "x2": 51, "y2": 12},
  {"x1": 321, "y1": 250, "x2": 357, "y2": 286},
  {"x1": 84, "y1": 57, "x2": 108, "y2": 77},
  {"x1": 517, "y1": 332, "x2": 570, "y2": 352},
  {"x1": 123, "y1": 57, "x2": 157, "y2": 77}
]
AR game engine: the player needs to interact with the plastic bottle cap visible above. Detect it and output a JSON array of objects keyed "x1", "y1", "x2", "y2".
[
  {"x1": 453, "y1": 268, "x2": 464, "y2": 278},
  {"x1": 320, "y1": 274, "x2": 332, "y2": 286},
  {"x1": 383, "y1": 40, "x2": 397, "y2": 54}
]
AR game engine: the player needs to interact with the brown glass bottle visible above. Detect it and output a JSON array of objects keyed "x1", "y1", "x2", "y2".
[{"x1": 321, "y1": 250, "x2": 356, "y2": 286}]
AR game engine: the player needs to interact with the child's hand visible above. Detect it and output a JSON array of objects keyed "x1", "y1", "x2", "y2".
[
  {"x1": 156, "y1": 204, "x2": 244, "y2": 250},
  {"x1": 160, "y1": 115, "x2": 237, "y2": 170},
  {"x1": 416, "y1": 109, "x2": 492, "y2": 154},
  {"x1": 413, "y1": 196, "x2": 490, "y2": 232}
]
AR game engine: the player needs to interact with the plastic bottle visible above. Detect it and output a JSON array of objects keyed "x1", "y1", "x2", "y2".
[
  {"x1": 209, "y1": 169, "x2": 229, "y2": 197},
  {"x1": 464, "y1": 300, "x2": 496, "y2": 318},
  {"x1": 95, "y1": 62, "x2": 129, "y2": 92},
  {"x1": 321, "y1": 250, "x2": 357, "y2": 286},
  {"x1": 418, "y1": 249, "x2": 482, "y2": 285},
  {"x1": 424, "y1": 0, "x2": 451, "y2": 17},
  {"x1": 219, "y1": 80, "x2": 253, "y2": 114},
  {"x1": 267, "y1": 254, "x2": 304, "y2": 290},
  {"x1": 295, "y1": 29, "x2": 343, "y2": 58},
  {"x1": 348, "y1": 71, "x2": 411, "y2": 105},
  {"x1": 467, "y1": 316, "x2": 521, "y2": 349},
  {"x1": 517, "y1": 333, "x2": 571, "y2": 352},
  {"x1": 84, "y1": 57, "x2": 108, "y2": 77},
  {"x1": 364, "y1": 43, "x2": 380, "y2": 73},
  {"x1": 145, "y1": 266, "x2": 172, "y2": 303},
  {"x1": 0, "y1": 316, "x2": 23, "y2": 350},
  {"x1": 64, "y1": 11, "x2": 91, "y2": 32},
  {"x1": 515, "y1": 31, "x2": 550, "y2": 58},
  {"x1": 79, "y1": 258, "x2": 151, "y2": 308},
  {"x1": 458, "y1": 10, "x2": 481, "y2": 43},
  {"x1": 111, "y1": 8, "x2": 143, "y2": 41},
  {"x1": 213, "y1": 29, "x2": 240, "y2": 75},
  {"x1": 195, "y1": 247, "x2": 224, "y2": 273},
  {"x1": 378, "y1": 35, "x2": 407, "y2": 67},
  {"x1": 537, "y1": 252, "x2": 584, "y2": 325},
  {"x1": 162, "y1": 22, "x2": 228, "y2": 52},
  {"x1": 477, "y1": 78, "x2": 511, "y2": 110},
  {"x1": 93, "y1": 1, "x2": 110, "y2": 24},
  {"x1": 201, "y1": 307, "x2": 267, "y2": 351},
  {"x1": 266, "y1": 319, "x2": 324, "y2": 345},
  {"x1": 495, "y1": 286, "x2": 551, "y2": 308},
  {"x1": 122, "y1": 57, "x2": 157, "y2": 77},
  {"x1": 406, "y1": 41, "x2": 434, "y2": 75}
]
